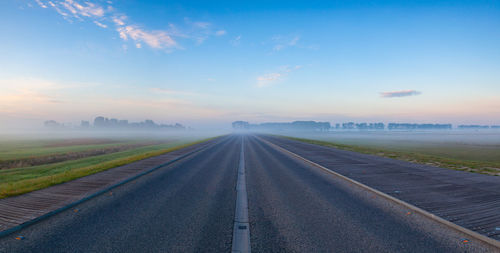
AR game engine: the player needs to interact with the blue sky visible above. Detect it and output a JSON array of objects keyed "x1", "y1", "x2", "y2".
[{"x1": 1, "y1": 0, "x2": 499, "y2": 129}]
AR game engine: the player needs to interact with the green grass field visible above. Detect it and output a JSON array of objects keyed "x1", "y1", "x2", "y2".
[
  {"x1": 0, "y1": 136, "x2": 213, "y2": 198},
  {"x1": 0, "y1": 141, "x2": 129, "y2": 160},
  {"x1": 281, "y1": 133, "x2": 500, "y2": 176}
]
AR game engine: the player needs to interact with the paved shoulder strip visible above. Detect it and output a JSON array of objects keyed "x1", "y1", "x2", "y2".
[
  {"x1": 257, "y1": 136, "x2": 500, "y2": 250},
  {"x1": 231, "y1": 136, "x2": 251, "y2": 253}
]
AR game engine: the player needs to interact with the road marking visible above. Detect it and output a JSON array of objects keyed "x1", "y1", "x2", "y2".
[
  {"x1": 257, "y1": 135, "x2": 500, "y2": 250},
  {"x1": 231, "y1": 136, "x2": 251, "y2": 253}
]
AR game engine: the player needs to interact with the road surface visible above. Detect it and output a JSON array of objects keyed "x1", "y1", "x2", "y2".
[{"x1": 0, "y1": 134, "x2": 496, "y2": 252}]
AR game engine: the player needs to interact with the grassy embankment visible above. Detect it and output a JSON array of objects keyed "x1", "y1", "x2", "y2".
[
  {"x1": 0, "y1": 138, "x2": 214, "y2": 199},
  {"x1": 282, "y1": 136, "x2": 500, "y2": 176}
]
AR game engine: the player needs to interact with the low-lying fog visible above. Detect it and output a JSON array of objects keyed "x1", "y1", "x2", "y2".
[
  {"x1": 3, "y1": 127, "x2": 500, "y2": 148},
  {"x1": 247, "y1": 130, "x2": 500, "y2": 147},
  {"x1": 0, "y1": 129, "x2": 229, "y2": 142}
]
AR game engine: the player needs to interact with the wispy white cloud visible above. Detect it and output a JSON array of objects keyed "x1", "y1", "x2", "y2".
[
  {"x1": 257, "y1": 73, "x2": 282, "y2": 86},
  {"x1": 380, "y1": 90, "x2": 421, "y2": 98},
  {"x1": 35, "y1": 0, "x2": 47, "y2": 8},
  {"x1": 112, "y1": 15, "x2": 126, "y2": 26},
  {"x1": 117, "y1": 25, "x2": 177, "y2": 49},
  {"x1": 268, "y1": 34, "x2": 319, "y2": 51},
  {"x1": 182, "y1": 17, "x2": 225, "y2": 44},
  {"x1": 47, "y1": 1, "x2": 70, "y2": 17},
  {"x1": 257, "y1": 65, "x2": 301, "y2": 87},
  {"x1": 192, "y1": 21, "x2": 210, "y2": 29},
  {"x1": 93, "y1": 20, "x2": 107, "y2": 28},
  {"x1": 272, "y1": 35, "x2": 300, "y2": 51},
  {"x1": 215, "y1": 30, "x2": 226, "y2": 36},
  {"x1": 59, "y1": 0, "x2": 105, "y2": 18},
  {"x1": 230, "y1": 35, "x2": 241, "y2": 46},
  {"x1": 35, "y1": 0, "x2": 225, "y2": 51}
]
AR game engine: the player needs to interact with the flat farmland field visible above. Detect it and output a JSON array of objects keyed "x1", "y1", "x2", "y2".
[
  {"x1": 0, "y1": 138, "x2": 157, "y2": 169},
  {"x1": 281, "y1": 130, "x2": 500, "y2": 176},
  {"x1": 0, "y1": 134, "x2": 209, "y2": 198}
]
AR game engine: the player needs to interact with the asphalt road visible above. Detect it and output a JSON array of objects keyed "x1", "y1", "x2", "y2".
[{"x1": 0, "y1": 134, "x2": 496, "y2": 252}]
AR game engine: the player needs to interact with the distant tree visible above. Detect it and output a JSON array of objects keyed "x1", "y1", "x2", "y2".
[
  {"x1": 458, "y1": 125, "x2": 489, "y2": 129},
  {"x1": 389, "y1": 123, "x2": 452, "y2": 130},
  {"x1": 81, "y1": 121, "x2": 90, "y2": 128},
  {"x1": 342, "y1": 122, "x2": 355, "y2": 129},
  {"x1": 232, "y1": 121, "x2": 250, "y2": 129},
  {"x1": 144, "y1": 120, "x2": 155, "y2": 128},
  {"x1": 44, "y1": 120, "x2": 60, "y2": 128},
  {"x1": 118, "y1": 120, "x2": 128, "y2": 127},
  {"x1": 174, "y1": 123, "x2": 185, "y2": 129},
  {"x1": 94, "y1": 116, "x2": 106, "y2": 127}
]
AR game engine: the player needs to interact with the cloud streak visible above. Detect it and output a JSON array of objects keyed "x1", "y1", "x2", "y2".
[
  {"x1": 93, "y1": 20, "x2": 107, "y2": 28},
  {"x1": 380, "y1": 90, "x2": 421, "y2": 98},
  {"x1": 117, "y1": 26, "x2": 177, "y2": 49},
  {"x1": 44, "y1": 0, "x2": 105, "y2": 19},
  {"x1": 257, "y1": 73, "x2": 282, "y2": 86},
  {"x1": 35, "y1": 0, "x2": 47, "y2": 8},
  {"x1": 35, "y1": 0, "x2": 224, "y2": 51},
  {"x1": 257, "y1": 65, "x2": 301, "y2": 87},
  {"x1": 230, "y1": 35, "x2": 241, "y2": 46},
  {"x1": 271, "y1": 35, "x2": 300, "y2": 51},
  {"x1": 267, "y1": 34, "x2": 319, "y2": 52},
  {"x1": 215, "y1": 30, "x2": 226, "y2": 36}
]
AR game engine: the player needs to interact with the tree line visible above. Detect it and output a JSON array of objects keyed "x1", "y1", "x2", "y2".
[{"x1": 44, "y1": 117, "x2": 186, "y2": 130}]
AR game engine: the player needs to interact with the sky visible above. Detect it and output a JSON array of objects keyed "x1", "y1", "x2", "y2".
[{"x1": 1, "y1": 0, "x2": 500, "y2": 129}]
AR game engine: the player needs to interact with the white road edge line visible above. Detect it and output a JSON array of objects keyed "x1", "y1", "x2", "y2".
[
  {"x1": 231, "y1": 135, "x2": 251, "y2": 253},
  {"x1": 257, "y1": 136, "x2": 500, "y2": 250}
]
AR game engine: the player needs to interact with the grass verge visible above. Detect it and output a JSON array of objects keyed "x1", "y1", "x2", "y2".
[
  {"x1": 281, "y1": 136, "x2": 500, "y2": 176},
  {"x1": 0, "y1": 138, "x2": 215, "y2": 199}
]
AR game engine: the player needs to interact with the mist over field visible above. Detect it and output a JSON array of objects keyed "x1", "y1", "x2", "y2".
[
  {"x1": 279, "y1": 129, "x2": 500, "y2": 146},
  {"x1": 0, "y1": 129, "x2": 227, "y2": 140}
]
